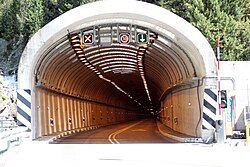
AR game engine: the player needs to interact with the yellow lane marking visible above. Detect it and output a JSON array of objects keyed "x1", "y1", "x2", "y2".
[{"x1": 108, "y1": 120, "x2": 145, "y2": 144}]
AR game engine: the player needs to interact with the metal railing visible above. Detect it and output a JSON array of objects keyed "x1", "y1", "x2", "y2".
[
  {"x1": 0, "y1": 117, "x2": 17, "y2": 133},
  {"x1": 0, "y1": 116, "x2": 28, "y2": 155}
]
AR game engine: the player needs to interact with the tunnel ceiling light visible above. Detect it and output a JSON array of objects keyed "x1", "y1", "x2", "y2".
[
  {"x1": 139, "y1": 48, "x2": 146, "y2": 51},
  {"x1": 71, "y1": 39, "x2": 80, "y2": 43},
  {"x1": 79, "y1": 57, "x2": 85, "y2": 60},
  {"x1": 78, "y1": 53, "x2": 85, "y2": 57},
  {"x1": 70, "y1": 35, "x2": 78, "y2": 40},
  {"x1": 81, "y1": 60, "x2": 87, "y2": 63},
  {"x1": 76, "y1": 50, "x2": 84, "y2": 54},
  {"x1": 73, "y1": 43, "x2": 81, "y2": 47},
  {"x1": 74, "y1": 48, "x2": 82, "y2": 51},
  {"x1": 137, "y1": 46, "x2": 152, "y2": 105}
]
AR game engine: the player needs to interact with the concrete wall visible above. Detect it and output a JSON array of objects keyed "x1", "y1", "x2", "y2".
[
  {"x1": 159, "y1": 86, "x2": 203, "y2": 137},
  {"x1": 159, "y1": 61, "x2": 250, "y2": 137},
  {"x1": 220, "y1": 61, "x2": 250, "y2": 124}
]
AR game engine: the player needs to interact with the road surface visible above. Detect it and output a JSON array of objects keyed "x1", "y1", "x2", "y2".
[{"x1": 53, "y1": 119, "x2": 174, "y2": 144}]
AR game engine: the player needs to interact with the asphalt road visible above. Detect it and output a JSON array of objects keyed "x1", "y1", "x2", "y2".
[{"x1": 53, "y1": 119, "x2": 174, "y2": 144}]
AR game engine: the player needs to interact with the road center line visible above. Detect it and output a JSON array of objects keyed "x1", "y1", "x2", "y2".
[{"x1": 108, "y1": 120, "x2": 145, "y2": 144}]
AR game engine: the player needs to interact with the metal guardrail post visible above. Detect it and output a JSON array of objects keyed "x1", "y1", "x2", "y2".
[{"x1": 246, "y1": 122, "x2": 250, "y2": 146}]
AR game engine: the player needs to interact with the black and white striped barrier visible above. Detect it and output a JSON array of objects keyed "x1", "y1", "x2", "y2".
[
  {"x1": 203, "y1": 89, "x2": 217, "y2": 130},
  {"x1": 17, "y1": 89, "x2": 31, "y2": 130}
]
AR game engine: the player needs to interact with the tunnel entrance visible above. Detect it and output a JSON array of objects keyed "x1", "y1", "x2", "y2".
[{"x1": 17, "y1": 0, "x2": 217, "y2": 140}]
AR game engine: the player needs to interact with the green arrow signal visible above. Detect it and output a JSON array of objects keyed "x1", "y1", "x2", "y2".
[{"x1": 138, "y1": 33, "x2": 147, "y2": 43}]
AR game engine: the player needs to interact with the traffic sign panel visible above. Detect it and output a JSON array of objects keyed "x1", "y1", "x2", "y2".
[
  {"x1": 137, "y1": 33, "x2": 148, "y2": 43},
  {"x1": 83, "y1": 33, "x2": 94, "y2": 44},
  {"x1": 119, "y1": 33, "x2": 130, "y2": 44}
]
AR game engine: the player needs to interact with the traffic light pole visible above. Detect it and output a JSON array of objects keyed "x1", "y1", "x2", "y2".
[
  {"x1": 216, "y1": 36, "x2": 225, "y2": 143},
  {"x1": 217, "y1": 37, "x2": 221, "y2": 116}
]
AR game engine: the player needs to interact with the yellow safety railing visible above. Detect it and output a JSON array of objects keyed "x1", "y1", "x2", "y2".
[{"x1": 246, "y1": 122, "x2": 250, "y2": 146}]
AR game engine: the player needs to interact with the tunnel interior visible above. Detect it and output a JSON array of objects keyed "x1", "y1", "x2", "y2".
[
  {"x1": 36, "y1": 23, "x2": 198, "y2": 111},
  {"x1": 33, "y1": 23, "x2": 205, "y2": 137}
]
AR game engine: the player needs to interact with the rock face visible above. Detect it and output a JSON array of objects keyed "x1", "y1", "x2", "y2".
[
  {"x1": 0, "y1": 38, "x2": 10, "y2": 73},
  {"x1": 0, "y1": 38, "x2": 22, "y2": 75},
  {"x1": 0, "y1": 75, "x2": 17, "y2": 117}
]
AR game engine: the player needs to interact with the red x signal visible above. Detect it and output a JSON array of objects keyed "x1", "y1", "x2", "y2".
[
  {"x1": 119, "y1": 33, "x2": 130, "y2": 44},
  {"x1": 83, "y1": 34, "x2": 93, "y2": 44}
]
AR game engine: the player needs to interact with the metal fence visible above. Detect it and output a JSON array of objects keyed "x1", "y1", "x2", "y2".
[
  {"x1": 0, "y1": 116, "x2": 27, "y2": 155},
  {"x1": 0, "y1": 116, "x2": 17, "y2": 133}
]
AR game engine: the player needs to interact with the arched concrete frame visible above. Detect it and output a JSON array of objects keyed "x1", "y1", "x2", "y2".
[{"x1": 18, "y1": 0, "x2": 217, "y2": 139}]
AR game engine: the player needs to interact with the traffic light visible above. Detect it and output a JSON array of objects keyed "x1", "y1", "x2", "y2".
[{"x1": 220, "y1": 90, "x2": 227, "y2": 108}]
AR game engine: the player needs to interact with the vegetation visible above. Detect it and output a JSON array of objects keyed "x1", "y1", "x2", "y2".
[
  {"x1": 0, "y1": 0, "x2": 249, "y2": 74},
  {"x1": 156, "y1": 0, "x2": 250, "y2": 60},
  {"x1": 0, "y1": 0, "x2": 95, "y2": 74},
  {"x1": 0, "y1": 80, "x2": 7, "y2": 113}
]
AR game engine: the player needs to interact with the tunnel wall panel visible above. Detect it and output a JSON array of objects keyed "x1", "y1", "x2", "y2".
[
  {"x1": 35, "y1": 88, "x2": 141, "y2": 137},
  {"x1": 159, "y1": 86, "x2": 203, "y2": 137}
]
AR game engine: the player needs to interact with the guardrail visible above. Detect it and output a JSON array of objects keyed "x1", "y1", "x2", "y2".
[
  {"x1": 0, "y1": 127, "x2": 28, "y2": 154},
  {"x1": 0, "y1": 126, "x2": 28, "y2": 155},
  {"x1": 0, "y1": 120, "x2": 17, "y2": 133}
]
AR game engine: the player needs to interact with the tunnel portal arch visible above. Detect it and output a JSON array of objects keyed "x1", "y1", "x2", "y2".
[{"x1": 17, "y1": 0, "x2": 217, "y2": 140}]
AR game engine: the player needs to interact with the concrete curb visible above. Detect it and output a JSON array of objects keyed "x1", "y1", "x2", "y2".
[
  {"x1": 47, "y1": 125, "x2": 100, "y2": 143},
  {"x1": 156, "y1": 121, "x2": 203, "y2": 143}
]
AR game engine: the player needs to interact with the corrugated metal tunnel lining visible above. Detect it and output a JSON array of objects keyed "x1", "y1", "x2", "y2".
[{"x1": 35, "y1": 23, "x2": 197, "y2": 113}]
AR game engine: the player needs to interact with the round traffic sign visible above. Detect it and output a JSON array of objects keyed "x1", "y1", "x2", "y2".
[{"x1": 119, "y1": 33, "x2": 130, "y2": 44}]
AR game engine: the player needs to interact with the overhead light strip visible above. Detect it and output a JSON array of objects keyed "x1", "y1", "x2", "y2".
[
  {"x1": 69, "y1": 33, "x2": 143, "y2": 107},
  {"x1": 137, "y1": 46, "x2": 152, "y2": 105}
]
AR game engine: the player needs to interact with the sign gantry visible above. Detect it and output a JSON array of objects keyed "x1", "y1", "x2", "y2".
[{"x1": 75, "y1": 24, "x2": 157, "y2": 48}]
